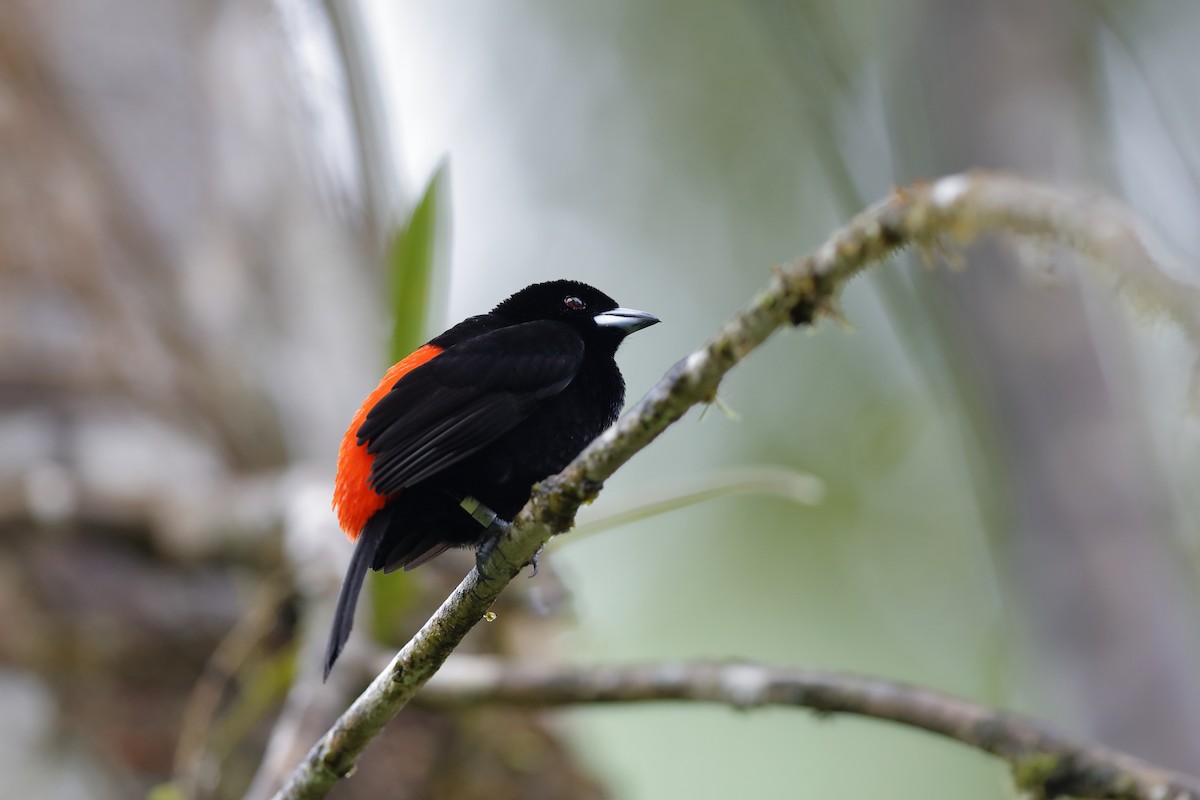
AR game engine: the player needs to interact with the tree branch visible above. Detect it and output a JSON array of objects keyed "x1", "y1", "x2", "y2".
[
  {"x1": 270, "y1": 171, "x2": 1191, "y2": 800},
  {"x1": 415, "y1": 657, "x2": 1200, "y2": 800}
]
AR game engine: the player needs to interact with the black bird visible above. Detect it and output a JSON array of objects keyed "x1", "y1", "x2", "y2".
[{"x1": 326, "y1": 280, "x2": 658, "y2": 678}]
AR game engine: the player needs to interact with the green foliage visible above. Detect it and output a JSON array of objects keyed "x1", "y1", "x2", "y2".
[{"x1": 386, "y1": 162, "x2": 447, "y2": 363}]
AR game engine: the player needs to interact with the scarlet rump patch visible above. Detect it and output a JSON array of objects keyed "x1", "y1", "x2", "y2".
[{"x1": 333, "y1": 344, "x2": 442, "y2": 539}]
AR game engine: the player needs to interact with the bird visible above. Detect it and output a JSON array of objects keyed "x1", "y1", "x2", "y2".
[{"x1": 325, "y1": 279, "x2": 659, "y2": 678}]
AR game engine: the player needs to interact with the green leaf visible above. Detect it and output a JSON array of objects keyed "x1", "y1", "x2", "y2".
[{"x1": 386, "y1": 161, "x2": 448, "y2": 362}]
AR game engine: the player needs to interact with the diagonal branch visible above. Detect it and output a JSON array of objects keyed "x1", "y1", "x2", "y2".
[
  {"x1": 271, "y1": 171, "x2": 1193, "y2": 800},
  {"x1": 415, "y1": 657, "x2": 1200, "y2": 800}
]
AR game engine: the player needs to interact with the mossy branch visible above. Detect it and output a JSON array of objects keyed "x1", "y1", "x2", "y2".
[
  {"x1": 414, "y1": 657, "x2": 1200, "y2": 800},
  {"x1": 271, "y1": 171, "x2": 1194, "y2": 800}
]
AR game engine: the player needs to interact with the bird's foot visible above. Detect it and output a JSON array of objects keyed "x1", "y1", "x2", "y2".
[{"x1": 474, "y1": 517, "x2": 510, "y2": 580}]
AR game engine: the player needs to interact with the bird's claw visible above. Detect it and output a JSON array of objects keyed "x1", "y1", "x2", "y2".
[{"x1": 529, "y1": 543, "x2": 545, "y2": 577}]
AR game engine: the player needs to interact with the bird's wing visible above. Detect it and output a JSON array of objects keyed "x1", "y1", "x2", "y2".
[{"x1": 359, "y1": 320, "x2": 584, "y2": 495}]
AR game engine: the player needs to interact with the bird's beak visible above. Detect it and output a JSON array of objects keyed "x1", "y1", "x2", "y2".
[{"x1": 594, "y1": 307, "x2": 660, "y2": 334}]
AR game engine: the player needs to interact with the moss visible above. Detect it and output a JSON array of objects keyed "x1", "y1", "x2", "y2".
[{"x1": 1010, "y1": 753, "x2": 1064, "y2": 798}]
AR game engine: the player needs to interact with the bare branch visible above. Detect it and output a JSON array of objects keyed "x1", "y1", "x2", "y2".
[
  {"x1": 270, "y1": 171, "x2": 1193, "y2": 799},
  {"x1": 415, "y1": 657, "x2": 1200, "y2": 800}
]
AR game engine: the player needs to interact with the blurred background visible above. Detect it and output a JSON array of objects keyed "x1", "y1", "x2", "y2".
[{"x1": 2, "y1": 1, "x2": 1200, "y2": 798}]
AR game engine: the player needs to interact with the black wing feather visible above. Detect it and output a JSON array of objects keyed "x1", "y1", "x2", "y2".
[
  {"x1": 360, "y1": 320, "x2": 584, "y2": 496},
  {"x1": 367, "y1": 397, "x2": 517, "y2": 491}
]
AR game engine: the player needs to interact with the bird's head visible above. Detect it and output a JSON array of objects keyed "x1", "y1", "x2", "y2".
[{"x1": 493, "y1": 280, "x2": 659, "y2": 353}]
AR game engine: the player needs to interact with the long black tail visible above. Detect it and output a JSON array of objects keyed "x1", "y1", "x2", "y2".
[{"x1": 324, "y1": 519, "x2": 385, "y2": 681}]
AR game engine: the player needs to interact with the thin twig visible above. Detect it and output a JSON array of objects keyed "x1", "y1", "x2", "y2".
[
  {"x1": 270, "y1": 171, "x2": 1195, "y2": 800},
  {"x1": 415, "y1": 657, "x2": 1200, "y2": 800},
  {"x1": 566, "y1": 464, "x2": 824, "y2": 539}
]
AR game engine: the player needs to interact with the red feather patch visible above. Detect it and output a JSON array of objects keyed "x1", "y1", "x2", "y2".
[{"x1": 333, "y1": 344, "x2": 442, "y2": 539}]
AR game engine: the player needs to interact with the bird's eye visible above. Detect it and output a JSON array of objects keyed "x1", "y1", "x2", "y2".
[{"x1": 564, "y1": 296, "x2": 587, "y2": 312}]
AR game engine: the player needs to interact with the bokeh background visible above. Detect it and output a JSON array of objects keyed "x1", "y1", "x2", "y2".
[{"x1": 3, "y1": 1, "x2": 1200, "y2": 798}]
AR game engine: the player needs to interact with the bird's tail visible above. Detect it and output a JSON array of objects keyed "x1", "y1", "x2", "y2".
[{"x1": 324, "y1": 518, "x2": 385, "y2": 681}]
